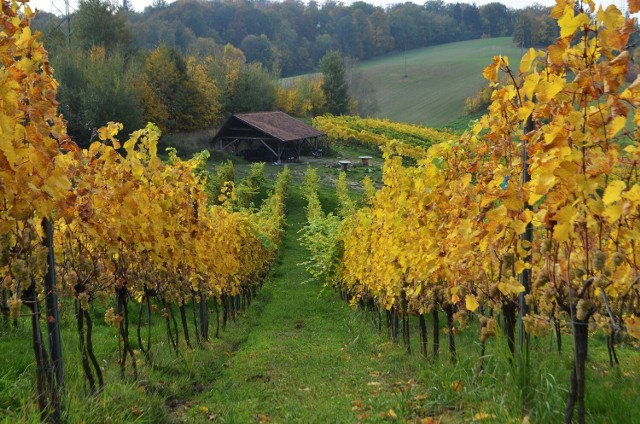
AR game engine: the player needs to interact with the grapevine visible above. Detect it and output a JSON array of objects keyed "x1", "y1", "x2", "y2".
[
  {"x1": 0, "y1": 1, "x2": 289, "y2": 419},
  {"x1": 313, "y1": 115, "x2": 456, "y2": 159},
  {"x1": 302, "y1": 2, "x2": 640, "y2": 422}
]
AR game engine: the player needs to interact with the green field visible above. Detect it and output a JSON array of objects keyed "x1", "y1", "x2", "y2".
[
  {"x1": 358, "y1": 37, "x2": 523, "y2": 127},
  {"x1": 283, "y1": 37, "x2": 523, "y2": 128}
]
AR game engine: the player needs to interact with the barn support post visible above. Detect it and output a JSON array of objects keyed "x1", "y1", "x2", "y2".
[
  {"x1": 277, "y1": 142, "x2": 284, "y2": 164},
  {"x1": 295, "y1": 140, "x2": 302, "y2": 161},
  {"x1": 258, "y1": 139, "x2": 280, "y2": 163}
]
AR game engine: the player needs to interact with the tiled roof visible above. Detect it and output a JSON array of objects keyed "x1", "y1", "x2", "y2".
[{"x1": 231, "y1": 111, "x2": 324, "y2": 142}]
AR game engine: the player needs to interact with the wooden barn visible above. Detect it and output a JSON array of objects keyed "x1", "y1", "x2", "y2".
[{"x1": 212, "y1": 111, "x2": 325, "y2": 163}]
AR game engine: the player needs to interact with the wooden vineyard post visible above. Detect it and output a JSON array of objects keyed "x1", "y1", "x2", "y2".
[{"x1": 43, "y1": 217, "x2": 64, "y2": 420}]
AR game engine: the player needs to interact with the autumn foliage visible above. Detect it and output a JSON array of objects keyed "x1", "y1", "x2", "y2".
[
  {"x1": 313, "y1": 115, "x2": 456, "y2": 160},
  {"x1": 1, "y1": 0, "x2": 289, "y2": 418},
  {"x1": 303, "y1": 1, "x2": 640, "y2": 422}
]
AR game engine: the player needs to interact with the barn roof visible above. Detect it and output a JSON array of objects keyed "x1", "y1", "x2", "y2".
[{"x1": 215, "y1": 111, "x2": 324, "y2": 143}]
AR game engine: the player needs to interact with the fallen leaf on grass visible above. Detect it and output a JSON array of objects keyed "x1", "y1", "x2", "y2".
[
  {"x1": 474, "y1": 412, "x2": 496, "y2": 420},
  {"x1": 254, "y1": 413, "x2": 270, "y2": 423},
  {"x1": 450, "y1": 380, "x2": 463, "y2": 392},
  {"x1": 388, "y1": 408, "x2": 397, "y2": 419},
  {"x1": 199, "y1": 405, "x2": 209, "y2": 413},
  {"x1": 420, "y1": 418, "x2": 438, "y2": 424}
]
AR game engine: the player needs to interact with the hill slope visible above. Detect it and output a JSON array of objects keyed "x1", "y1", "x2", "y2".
[{"x1": 356, "y1": 37, "x2": 523, "y2": 127}]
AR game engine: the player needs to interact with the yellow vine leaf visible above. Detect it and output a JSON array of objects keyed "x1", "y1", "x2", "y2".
[
  {"x1": 603, "y1": 180, "x2": 626, "y2": 205},
  {"x1": 519, "y1": 48, "x2": 538, "y2": 74},
  {"x1": 623, "y1": 184, "x2": 640, "y2": 203},
  {"x1": 607, "y1": 116, "x2": 626, "y2": 139},
  {"x1": 504, "y1": 192, "x2": 524, "y2": 211},
  {"x1": 625, "y1": 315, "x2": 640, "y2": 339},
  {"x1": 518, "y1": 101, "x2": 535, "y2": 121},
  {"x1": 553, "y1": 205, "x2": 577, "y2": 243},
  {"x1": 620, "y1": 75, "x2": 640, "y2": 106},
  {"x1": 514, "y1": 260, "x2": 529, "y2": 275},
  {"x1": 558, "y1": 6, "x2": 591, "y2": 38},
  {"x1": 498, "y1": 278, "x2": 525, "y2": 296},
  {"x1": 522, "y1": 73, "x2": 540, "y2": 100},
  {"x1": 548, "y1": 38, "x2": 570, "y2": 67},
  {"x1": 536, "y1": 75, "x2": 564, "y2": 102},
  {"x1": 587, "y1": 198, "x2": 605, "y2": 215},
  {"x1": 98, "y1": 122, "x2": 123, "y2": 141},
  {"x1": 597, "y1": 5, "x2": 624, "y2": 30},
  {"x1": 465, "y1": 294, "x2": 479, "y2": 312},
  {"x1": 603, "y1": 203, "x2": 622, "y2": 223},
  {"x1": 482, "y1": 56, "x2": 501, "y2": 82},
  {"x1": 0, "y1": 135, "x2": 17, "y2": 167}
]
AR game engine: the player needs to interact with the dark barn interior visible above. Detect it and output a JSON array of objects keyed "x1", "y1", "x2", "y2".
[{"x1": 212, "y1": 111, "x2": 326, "y2": 163}]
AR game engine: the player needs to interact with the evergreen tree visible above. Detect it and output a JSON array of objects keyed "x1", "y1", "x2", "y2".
[
  {"x1": 72, "y1": 0, "x2": 132, "y2": 51},
  {"x1": 319, "y1": 51, "x2": 350, "y2": 115},
  {"x1": 53, "y1": 47, "x2": 143, "y2": 145}
]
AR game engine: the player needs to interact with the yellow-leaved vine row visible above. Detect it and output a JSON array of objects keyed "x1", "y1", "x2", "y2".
[
  {"x1": 312, "y1": 115, "x2": 457, "y2": 160},
  {"x1": 302, "y1": 2, "x2": 640, "y2": 423},
  {"x1": 0, "y1": 0, "x2": 289, "y2": 414}
]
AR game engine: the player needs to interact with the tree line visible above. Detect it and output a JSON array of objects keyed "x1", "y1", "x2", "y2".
[
  {"x1": 36, "y1": 0, "x2": 530, "y2": 77},
  {"x1": 32, "y1": 0, "x2": 384, "y2": 146},
  {"x1": 30, "y1": 0, "x2": 566, "y2": 145}
]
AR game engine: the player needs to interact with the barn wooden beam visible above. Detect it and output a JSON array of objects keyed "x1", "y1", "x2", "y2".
[
  {"x1": 222, "y1": 138, "x2": 239, "y2": 151},
  {"x1": 259, "y1": 139, "x2": 281, "y2": 163}
]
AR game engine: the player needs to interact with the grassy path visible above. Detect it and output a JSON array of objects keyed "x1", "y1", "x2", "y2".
[
  {"x1": 186, "y1": 176, "x2": 640, "y2": 424},
  {"x1": 196, "y1": 186, "x2": 436, "y2": 423}
]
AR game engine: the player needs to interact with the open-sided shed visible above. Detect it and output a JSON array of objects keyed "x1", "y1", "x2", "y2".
[{"x1": 212, "y1": 111, "x2": 325, "y2": 163}]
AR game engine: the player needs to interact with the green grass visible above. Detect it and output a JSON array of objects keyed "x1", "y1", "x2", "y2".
[
  {"x1": 358, "y1": 37, "x2": 523, "y2": 127},
  {"x1": 284, "y1": 37, "x2": 521, "y2": 128},
  {"x1": 231, "y1": 140, "x2": 384, "y2": 191},
  {"x1": 189, "y1": 183, "x2": 451, "y2": 423},
  {"x1": 0, "y1": 297, "x2": 255, "y2": 423}
]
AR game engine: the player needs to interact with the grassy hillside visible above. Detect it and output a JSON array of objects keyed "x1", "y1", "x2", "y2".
[{"x1": 358, "y1": 37, "x2": 523, "y2": 127}]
